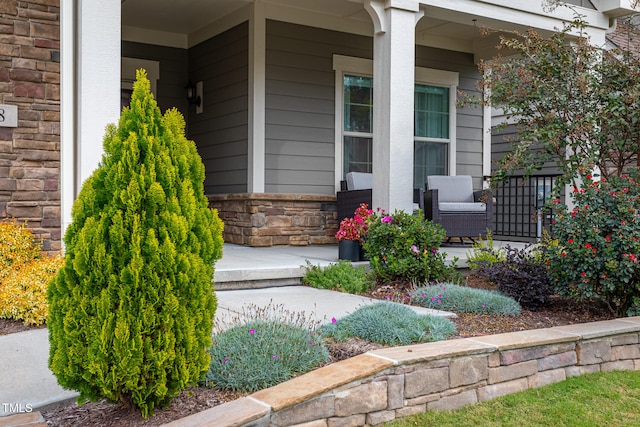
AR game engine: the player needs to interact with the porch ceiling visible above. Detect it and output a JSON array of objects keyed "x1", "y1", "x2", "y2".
[{"x1": 122, "y1": 0, "x2": 487, "y2": 53}]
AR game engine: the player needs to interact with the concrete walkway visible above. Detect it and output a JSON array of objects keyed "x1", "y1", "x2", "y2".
[{"x1": 0, "y1": 241, "x2": 524, "y2": 420}]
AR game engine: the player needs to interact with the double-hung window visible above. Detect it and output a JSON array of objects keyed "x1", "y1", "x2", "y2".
[{"x1": 333, "y1": 55, "x2": 458, "y2": 189}]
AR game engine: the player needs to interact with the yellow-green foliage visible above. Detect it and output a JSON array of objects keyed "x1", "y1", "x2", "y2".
[
  {"x1": 0, "y1": 218, "x2": 61, "y2": 325},
  {"x1": 0, "y1": 255, "x2": 63, "y2": 325},
  {"x1": 48, "y1": 70, "x2": 224, "y2": 418},
  {"x1": 0, "y1": 219, "x2": 41, "y2": 282}
]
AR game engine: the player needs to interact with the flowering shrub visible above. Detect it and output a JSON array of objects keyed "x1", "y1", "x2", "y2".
[
  {"x1": 549, "y1": 174, "x2": 640, "y2": 316},
  {"x1": 335, "y1": 203, "x2": 373, "y2": 242},
  {"x1": 362, "y1": 209, "x2": 458, "y2": 283}
]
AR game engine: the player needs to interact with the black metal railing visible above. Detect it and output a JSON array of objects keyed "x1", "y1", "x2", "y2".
[{"x1": 492, "y1": 174, "x2": 562, "y2": 241}]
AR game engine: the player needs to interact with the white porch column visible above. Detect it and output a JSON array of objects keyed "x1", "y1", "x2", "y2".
[
  {"x1": 365, "y1": 0, "x2": 423, "y2": 214},
  {"x1": 77, "y1": 0, "x2": 121, "y2": 186},
  {"x1": 61, "y1": 0, "x2": 121, "y2": 239},
  {"x1": 248, "y1": 0, "x2": 266, "y2": 193}
]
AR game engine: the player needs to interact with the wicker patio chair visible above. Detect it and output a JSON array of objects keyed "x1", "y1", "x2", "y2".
[
  {"x1": 424, "y1": 175, "x2": 493, "y2": 241},
  {"x1": 336, "y1": 172, "x2": 425, "y2": 220}
]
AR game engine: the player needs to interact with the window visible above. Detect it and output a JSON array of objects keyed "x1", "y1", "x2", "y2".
[
  {"x1": 343, "y1": 75, "x2": 373, "y2": 177},
  {"x1": 413, "y1": 84, "x2": 450, "y2": 187},
  {"x1": 333, "y1": 55, "x2": 458, "y2": 189}
]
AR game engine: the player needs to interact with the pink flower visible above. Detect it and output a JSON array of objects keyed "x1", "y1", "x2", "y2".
[
  {"x1": 411, "y1": 245, "x2": 419, "y2": 254},
  {"x1": 382, "y1": 215, "x2": 392, "y2": 223},
  {"x1": 249, "y1": 329, "x2": 255, "y2": 334},
  {"x1": 331, "y1": 317, "x2": 337, "y2": 323}
]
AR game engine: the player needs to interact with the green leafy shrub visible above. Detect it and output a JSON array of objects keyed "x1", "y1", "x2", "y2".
[
  {"x1": 412, "y1": 283, "x2": 521, "y2": 316},
  {"x1": 47, "y1": 70, "x2": 224, "y2": 417},
  {"x1": 466, "y1": 230, "x2": 506, "y2": 272},
  {"x1": 0, "y1": 255, "x2": 63, "y2": 325},
  {"x1": 549, "y1": 173, "x2": 640, "y2": 316},
  {"x1": 205, "y1": 303, "x2": 328, "y2": 392},
  {"x1": 302, "y1": 260, "x2": 374, "y2": 294},
  {"x1": 363, "y1": 210, "x2": 458, "y2": 283},
  {"x1": 477, "y1": 245, "x2": 553, "y2": 311},
  {"x1": 319, "y1": 302, "x2": 456, "y2": 345}
]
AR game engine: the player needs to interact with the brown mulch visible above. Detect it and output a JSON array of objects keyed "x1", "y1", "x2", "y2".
[{"x1": 1, "y1": 274, "x2": 616, "y2": 426}]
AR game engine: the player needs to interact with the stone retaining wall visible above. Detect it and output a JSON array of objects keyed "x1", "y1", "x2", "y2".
[
  {"x1": 0, "y1": 0, "x2": 61, "y2": 252},
  {"x1": 165, "y1": 317, "x2": 640, "y2": 427},
  {"x1": 208, "y1": 193, "x2": 339, "y2": 247}
]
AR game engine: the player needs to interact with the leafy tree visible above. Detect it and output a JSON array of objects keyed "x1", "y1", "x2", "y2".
[
  {"x1": 479, "y1": 2, "x2": 640, "y2": 189},
  {"x1": 48, "y1": 70, "x2": 223, "y2": 417}
]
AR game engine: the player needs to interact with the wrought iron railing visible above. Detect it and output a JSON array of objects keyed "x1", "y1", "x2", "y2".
[{"x1": 492, "y1": 174, "x2": 562, "y2": 241}]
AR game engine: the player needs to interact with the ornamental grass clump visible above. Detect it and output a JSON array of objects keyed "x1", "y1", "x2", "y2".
[
  {"x1": 319, "y1": 302, "x2": 456, "y2": 345},
  {"x1": 205, "y1": 302, "x2": 328, "y2": 392},
  {"x1": 412, "y1": 283, "x2": 521, "y2": 316},
  {"x1": 47, "y1": 70, "x2": 223, "y2": 417},
  {"x1": 363, "y1": 209, "x2": 458, "y2": 283},
  {"x1": 549, "y1": 173, "x2": 640, "y2": 316},
  {"x1": 302, "y1": 260, "x2": 374, "y2": 294}
]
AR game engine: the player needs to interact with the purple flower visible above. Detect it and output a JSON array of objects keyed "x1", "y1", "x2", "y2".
[
  {"x1": 222, "y1": 357, "x2": 229, "y2": 364},
  {"x1": 482, "y1": 304, "x2": 486, "y2": 308},
  {"x1": 272, "y1": 355, "x2": 280, "y2": 359},
  {"x1": 382, "y1": 215, "x2": 392, "y2": 223},
  {"x1": 331, "y1": 317, "x2": 337, "y2": 323},
  {"x1": 249, "y1": 329, "x2": 255, "y2": 334},
  {"x1": 411, "y1": 245, "x2": 419, "y2": 254},
  {"x1": 431, "y1": 248, "x2": 438, "y2": 254}
]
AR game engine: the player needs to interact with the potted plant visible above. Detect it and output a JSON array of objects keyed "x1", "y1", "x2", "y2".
[{"x1": 335, "y1": 203, "x2": 372, "y2": 261}]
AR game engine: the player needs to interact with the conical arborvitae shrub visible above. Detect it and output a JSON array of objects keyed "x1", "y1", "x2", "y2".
[{"x1": 48, "y1": 70, "x2": 223, "y2": 417}]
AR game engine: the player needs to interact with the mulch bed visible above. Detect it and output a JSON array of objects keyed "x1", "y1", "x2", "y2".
[{"x1": 0, "y1": 274, "x2": 616, "y2": 426}]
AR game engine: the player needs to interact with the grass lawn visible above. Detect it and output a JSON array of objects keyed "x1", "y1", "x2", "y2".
[{"x1": 384, "y1": 370, "x2": 640, "y2": 427}]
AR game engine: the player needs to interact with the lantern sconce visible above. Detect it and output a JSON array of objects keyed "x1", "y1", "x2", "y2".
[{"x1": 185, "y1": 80, "x2": 203, "y2": 114}]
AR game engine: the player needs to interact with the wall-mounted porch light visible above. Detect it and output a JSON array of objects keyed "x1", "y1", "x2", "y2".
[{"x1": 185, "y1": 81, "x2": 201, "y2": 107}]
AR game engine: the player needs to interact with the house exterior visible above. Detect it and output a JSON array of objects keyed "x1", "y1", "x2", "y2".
[{"x1": 1, "y1": 0, "x2": 636, "y2": 249}]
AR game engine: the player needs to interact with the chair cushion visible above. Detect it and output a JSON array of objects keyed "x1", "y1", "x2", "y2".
[
  {"x1": 346, "y1": 172, "x2": 373, "y2": 191},
  {"x1": 438, "y1": 202, "x2": 486, "y2": 212},
  {"x1": 427, "y1": 175, "x2": 474, "y2": 203}
]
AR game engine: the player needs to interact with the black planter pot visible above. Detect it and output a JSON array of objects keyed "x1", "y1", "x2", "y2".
[{"x1": 338, "y1": 240, "x2": 360, "y2": 261}]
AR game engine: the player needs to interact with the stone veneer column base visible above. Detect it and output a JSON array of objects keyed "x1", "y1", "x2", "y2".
[{"x1": 208, "y1": 193, "x2": 339, "y2": 247}]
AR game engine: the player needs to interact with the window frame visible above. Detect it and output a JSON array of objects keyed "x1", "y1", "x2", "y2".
[{"x1": 333, "y1": 55, "x2": 459, "y2": 191}]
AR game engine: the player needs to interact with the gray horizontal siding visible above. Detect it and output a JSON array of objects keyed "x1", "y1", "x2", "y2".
[
  {"x1": 121, "y1": 41, "x2": 189, "y2": 116},
  {"x1": 189, "y1": 22, "x2": 249, "y2": 194},
  {"x1": 265, "y1": 20, "x2": 372, "y2": 195}
]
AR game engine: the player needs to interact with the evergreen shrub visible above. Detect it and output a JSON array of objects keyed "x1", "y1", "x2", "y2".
[
  {"x1": 319, "y1": 302, "x2": 456, "y2": 345},
  {"x1": 302, "y1": 260, "x2": 374, "y2": 294},
  {"x1": 363, "y1": 210, "x2": 458, "y2": 283},
  {"x1": 47, "y1": 70, "x2": 224, "y2": 417},
  {"x1": 412, "y1": 283, "x2": 521, "y2": 316}
]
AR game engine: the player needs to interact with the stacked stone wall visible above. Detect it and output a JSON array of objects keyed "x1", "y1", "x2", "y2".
[
  {"x1": 0, "y1": 0, "x2": 61, "y2": 251},
  {"x1": 165, "y1": 318, "x2": 640, "y2": 426},
  {"x1": 208, "y1": 193, "x2": 339, "y2": 247}
]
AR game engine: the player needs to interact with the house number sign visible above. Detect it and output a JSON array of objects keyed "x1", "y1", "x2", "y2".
[{"x1": 0, "y1": 104, "x2": 18, "y2": 127}]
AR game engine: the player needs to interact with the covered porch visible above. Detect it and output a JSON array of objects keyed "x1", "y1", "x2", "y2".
[{"x1": 59, "y1": 0, "x2": 630, "y2": 246}]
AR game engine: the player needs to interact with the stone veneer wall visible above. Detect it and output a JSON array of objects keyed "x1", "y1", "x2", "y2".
[
  {"x1": 0, "y1": 0, "x2": 61, "y2": 252},
  {"x1": 165, "y1": 317, "x2": 640, "y2": 427},
  {"x1": 208, "y1": 193, "x2": 339, "y2": 247}
]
